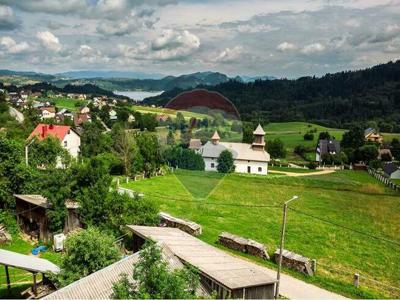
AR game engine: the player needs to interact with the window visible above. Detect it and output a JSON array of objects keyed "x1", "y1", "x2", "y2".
[
  {"x1": 258, "y1": 167, "x2": 262, "y2": 172},
  {"x1": 247, "y1": 166, "x2": 251, "y2": 173},
  {"x1": 211, "y1": 163, "x2": 215, "y2": 168},
  {"x1": 64, "y1": 141, "x2": 67, "y2": 147}
]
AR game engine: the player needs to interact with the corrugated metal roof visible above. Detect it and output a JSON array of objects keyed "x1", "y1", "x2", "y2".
[
  {"x1": 126, "y1": 226, "x2": 277, "y2": 290},
  {"x1": 14, "y1": 194, "x2": 49, "y2": 208},
  {"x1": 44, "y1": 244, "x2": 183, "y2": 300},
  {"x1": 0, "y1": 249, "x2": 60, "y2": 274}
]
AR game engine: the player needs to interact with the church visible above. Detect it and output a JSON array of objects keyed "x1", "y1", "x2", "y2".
[{"x1": 199, "y1": 124, "x2": 271, "y2": 175}]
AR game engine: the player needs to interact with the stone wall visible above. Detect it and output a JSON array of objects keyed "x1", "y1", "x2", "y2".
[
  {"x1": 159, "y1": 212, "x2": 202, "y2": 236},
  {"x1": 274, "y1": 249, "x2": 313, "y2": 275},
  {"x1": 218, "y1": 232, "x2": 269, "y2": 260}
]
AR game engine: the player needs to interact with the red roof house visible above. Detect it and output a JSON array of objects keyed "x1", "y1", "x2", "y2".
[{"x1": 28, "y1": 124, "x2": 72, "y2": 141}]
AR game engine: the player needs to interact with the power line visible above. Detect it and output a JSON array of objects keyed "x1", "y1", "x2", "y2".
[
  {"x1": 146, "y1": 192, "x2": 281, "y2": 208},
  {"x1": 288, "y1": 207, "x2": 400, "y2": 247}
]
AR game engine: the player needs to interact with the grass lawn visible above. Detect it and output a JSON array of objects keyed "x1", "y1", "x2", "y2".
[
  {"x1": 0, "y1": 235, "x2": 61, "y2": 298},
  {"x1": 36, "y1": 96, "x2": 88, "y2": 112},
  {"x1": 269, "y1": 166, "x2": 320, "y2": 173},
  {"x1": 121, "y1": 169, "x2": 400, "y2": 298}
]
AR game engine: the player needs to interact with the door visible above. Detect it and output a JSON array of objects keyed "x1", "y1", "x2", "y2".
[{"x1": 247, "y1": 166, "x2": 251, "y2": 173}]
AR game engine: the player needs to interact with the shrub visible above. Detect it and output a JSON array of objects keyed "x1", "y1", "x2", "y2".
[
  {"x1": 303, "y1": 132, "x2": 314, "y2": 141},
  {"x1": 307, "y1": 161, "x2": 318, "y2": 169},
  {"x1": 112, "y1": 242, "x2": 199, "y2": 299},
  {"x1": 267, "y1": 138, "x2": 286, "y2": 158},
  {"x1": 54, "y1": 227, "x2": 120, "y2": 287},
  {"x1": 217, "y1": 150, "x2": 235, "y2": 173}
]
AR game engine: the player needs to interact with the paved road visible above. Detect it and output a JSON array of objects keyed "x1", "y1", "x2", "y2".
[
  {"x1": 9, "y1": 107, "x2": 24, "y2": 123},
  {"x1": 269, "y1": 169, "x2": 335, "y2": 177}
]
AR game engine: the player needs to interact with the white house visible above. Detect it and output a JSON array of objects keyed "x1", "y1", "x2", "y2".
[
  {"x1": 28, "y1": 124, "x2": 81, "y2": 159},
  {"x1": 39, "y1": 106, "x2": 56, "y2": 119},
  {"x1": 199, "y1": 125, "x2": 270, "y2": 175}
]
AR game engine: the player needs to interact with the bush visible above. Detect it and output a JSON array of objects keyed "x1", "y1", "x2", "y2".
[
  {"x1": 294, "y1": 145, "x2": 307, "y2": 155},
  {"x1": 217, "y1": 150, "x2": 235, "y2": 173},
  {"x1": 54, "y1": 227, "x2": 120, "y2": 287},
  {"x1": 112, "y1": 242, "x2": 199, "y2": 299},
  {"x1": 303, "y1": 132, "x2": 314, "y2": 141},
  {"x1": 0, "y1": 210, "x2": 18, "y2": 235},
  {"x1": 267, "y1": 139, "x2": 286, "y2": 158},
  {"x1": 307, "y1": 161, "x2": 318, "y2": 169},
  {"x1": 369, "y1": 159, "x2": 382, "y2": 169}
]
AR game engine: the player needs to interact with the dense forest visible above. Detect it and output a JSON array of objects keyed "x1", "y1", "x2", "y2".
[{"x1": 144, "y1": 60, "x2": 400, "y2": 132}]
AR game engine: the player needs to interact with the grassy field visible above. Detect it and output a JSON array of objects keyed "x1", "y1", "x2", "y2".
[
  {"x1": 121, "y1": 169, "x2": 400, "y2": 298},
  {"x1": 35, "y1": 96, "x2": 87, "y2": 112},
  {"x1": 132, "y1": 105, "x2": 211, "y2": 120},
  {"x1": 0, "y1": 235, "x2": 61, "y2": 298}
]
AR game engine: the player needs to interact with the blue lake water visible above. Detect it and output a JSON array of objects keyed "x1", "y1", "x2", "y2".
[{"x1": 114, "y1": 90, "x2": 164, "y2": 101}]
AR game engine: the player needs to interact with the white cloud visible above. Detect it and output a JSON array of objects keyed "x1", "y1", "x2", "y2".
[
  {"x1": 0, "y1": 36, "x2": 29, "y2": 53},
  {"x1": 236, "y1": 24, "x2": 278, "y2": 33},
  {"x1": 213, "y1": 46, "x2": 244, "y2": 63},
  {"x1": 301, "y1": 43, "x2": 326, "y2": 54},
  {"x1": 277, "y1": 42, "x2": 296, "y2": 52},
  {"x1": 0, "y1": 5, "x2": 19, "y2": 30},
  {"x1": 36, "y1": 31, "x2": 62, "y2": 52},
  {"x1": 150, "y1": 29, "x2": 200, "y2": 60}
]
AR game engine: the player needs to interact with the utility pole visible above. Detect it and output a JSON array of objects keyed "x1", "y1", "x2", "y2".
[
  {"x1": 25, "y1": 137, "x2": 36, "y2": 166},
  {"x1": 275, "y1": 195, "x2": 299, "y2": 299}
]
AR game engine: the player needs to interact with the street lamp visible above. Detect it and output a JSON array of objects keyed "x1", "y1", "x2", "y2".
[{"x1": 275, "y1": 195, "x2": 299, "y2": 299}]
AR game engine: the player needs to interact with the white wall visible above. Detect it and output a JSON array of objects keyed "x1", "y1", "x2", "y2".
[
  {"x1": 204, "y1": 157, "x2": 268, "y2": 175},
  {"x1": 390, "y1": 170, "x2": 400, "y2": 179},
  {"x1": 61, "y1": 129, "x2": 81, "y2": 158}
]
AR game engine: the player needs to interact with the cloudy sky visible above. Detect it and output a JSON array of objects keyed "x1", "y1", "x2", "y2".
[{"x1": 0, "y1": 0, "x2": 399, "y2": 78}]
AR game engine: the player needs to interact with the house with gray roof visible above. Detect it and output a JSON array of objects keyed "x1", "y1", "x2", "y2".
[
  {"x1": 316, "y1": 139, "x2": 341, "y2": 162},
  {"x1": 384, "y1": 162, "x2": 400, "y2": 179},
  {"x1": 199, "y1": 124, "x2": 270, "y2": 175}
]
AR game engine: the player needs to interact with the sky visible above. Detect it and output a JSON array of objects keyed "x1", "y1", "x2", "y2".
[{"x1": 0, "y1": 0, "x2": 399, "y2": 78}]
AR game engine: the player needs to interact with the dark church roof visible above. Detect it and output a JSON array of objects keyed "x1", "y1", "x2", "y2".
[
  {"x1": 316, "y1": 139, "x2": 340, "y2": 155},
  {"x1": 384, "y1": 162, "x2": 399, "y2": 175}
]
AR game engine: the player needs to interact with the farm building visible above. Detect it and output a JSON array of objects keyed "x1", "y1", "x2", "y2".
[
  {"x1": 126, "y1": 225, "x2": 277, "y2": 299},
  {"x1": 15, "y1": 195, "x2": 81, "y2": 242},
  {"x1": 384, "y1": 162, "x2": 400, "y2": 179},
  {"x1": 315, "y1": 139, "x2": 340, "y2": 162},
  {"x1": 364, "y1": 128, "x2": 383, "y2": 144},
  {"x1": 43, "y1": 245, "x2": 190, "y2": 299},
  {"x1": 28, "y1": 124, "x2": 81, "y2": 159},
  {"x1": 199, "y1": 125, "x2": 270, "y2": 175}
]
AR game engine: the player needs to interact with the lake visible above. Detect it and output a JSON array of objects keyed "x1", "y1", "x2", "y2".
[{"x1": 114, "y1": 90, "x2": 164, "y2": 101}]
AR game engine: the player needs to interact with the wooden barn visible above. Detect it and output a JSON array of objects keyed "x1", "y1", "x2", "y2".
[
  {"x1": 15, "y1": 194, "x2": 52, "y2": 242},
  {"x1": 15, "y1": 195, "x2": 81, "y2": 242}
]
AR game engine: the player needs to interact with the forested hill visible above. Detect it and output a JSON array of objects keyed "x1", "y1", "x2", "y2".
[{"x1": 143, "y1": 60, "x2": 400, "y2": 132}]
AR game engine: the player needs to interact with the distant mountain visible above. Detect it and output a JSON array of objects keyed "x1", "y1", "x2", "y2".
[
  {"x1": 143, "y1": 60, "x2": 400, "y2": 132},
  {"x1": 238, "y1": 75, "x2": 277, "y2": 82},
  {"x1": 56, "y1": 70, "x2": 165, "y2": 80},
  {"x1": 0, "y1": 69, "x2": 56, "y2": 81},
  {"x1": 52, "y1": 71, "x2": 231, "y2": 92}
]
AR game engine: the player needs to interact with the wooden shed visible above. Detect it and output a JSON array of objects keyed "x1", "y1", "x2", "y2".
[
  {"x1": 15, "y1": 194, "x2": 52, "y2": 242},
  {"x1": 127, "y1": 225, "x2": 277, "y2": 299}
]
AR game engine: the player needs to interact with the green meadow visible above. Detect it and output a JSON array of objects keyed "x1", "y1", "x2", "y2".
[{"x1": 121, "y1": 169, "x2": 400, "y2": 299}]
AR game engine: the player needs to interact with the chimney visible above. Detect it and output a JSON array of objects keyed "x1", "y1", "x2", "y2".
[
  {"x1": 49, "y1": 124, "x2": 54, "y2": 130},
  {"x1": 41, "y1": 125, "x2": 47, "y2": 138}
]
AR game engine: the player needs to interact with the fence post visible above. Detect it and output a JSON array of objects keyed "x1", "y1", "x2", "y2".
[
  {"x1": 353, "y1": 273, "x2": 360, "y2": 288},
  {"x1": 117, "y1": 178, "x2": 120, "y2": 187},
  {"x1": 312, "y1": 259, "x2": 317, "y2": 274},
  {"x1": 126, "y1": 176, "x2": 129, "y2": 184}
]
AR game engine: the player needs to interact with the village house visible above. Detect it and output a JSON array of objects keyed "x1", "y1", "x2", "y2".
[
  {"x1": 378, "y1": 148, "x2": 393, "y2": 161},
  {"x1": 384, "y1": 162, "x2": 400, "y2": 179},
  {"x1": 39, "y1": 106, "x2": 56, "y2": 120},
  {"x1": 364, "y1": 128, "x2": 383, "y2": 144},
  {"x1": 189, "y1": 138, "x2": 202, "y2": 151},
  {"x1": 155, "y1": 114, "x2": 169, "y2": 123},
  {"x1": 73, "y1": 112, "x2": 91, "y2": 127},
  {"x1": 315, "y1": 139, "x2": 340, "y2": 162},
  {"x1": 109, "y1": 108, "x2": 117, "y2": 120},
  {"x1": 199, "y1": 125, "x2": 270, "y2": 175},
  {"x1": 28, "y1": 124, "x2": 81, "y2": 158},
  {"x1": 78, "y1": 106, "x2": 90, "y2": 114}
]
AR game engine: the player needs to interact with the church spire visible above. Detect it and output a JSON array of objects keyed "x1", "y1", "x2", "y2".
[
  {"x1": 252, "y1": 124, "x2": 265, "y2": 150},
  {"x1": 211, "y1": 131, "x2": 220, "y2": 145}
]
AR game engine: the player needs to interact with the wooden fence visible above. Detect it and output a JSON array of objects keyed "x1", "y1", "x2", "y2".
[{"x1": 367, "y1": 167, "x2": 400, "y2": 192}]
